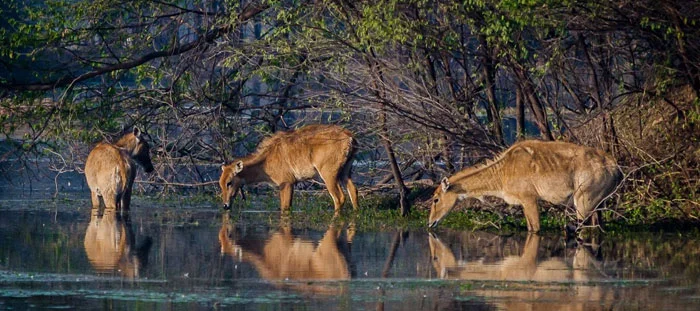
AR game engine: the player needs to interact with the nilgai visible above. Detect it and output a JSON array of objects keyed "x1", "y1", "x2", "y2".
[
  {"x1": 85, "y1": 127, "x2": 154, "y2": 213},
  {"x1": 219, "y1": 124, "x2": 358, "y2": 214},
  {"x1": 428, "y1": 140, "x2": 622, "y2": 232}
]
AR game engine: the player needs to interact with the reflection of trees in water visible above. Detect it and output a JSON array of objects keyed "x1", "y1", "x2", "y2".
[
  {"x1": 83, "y1": 210, "x2": 152, "y2": 278},
  {"x1": 218, "y1": 212, "x2": 353, "y2": 295},
  {"x1": 603, "y1": 235, "x2": 700, "y2": 278}
]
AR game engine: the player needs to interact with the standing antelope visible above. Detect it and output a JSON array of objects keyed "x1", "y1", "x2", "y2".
[
  {"x1": 428, "y1": 140, "x2": 622, "y2": 232},
  {"x1": 219, "y1": 124, "x2": 359, "y2": 214},
  {"x1": 85, "y1": 128, "x2": 154, "y2": 213}
]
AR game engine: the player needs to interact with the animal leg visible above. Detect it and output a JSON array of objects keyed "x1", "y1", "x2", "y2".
[
  {"x1": 319, "y1": 168, "x2": 345, "y2": 213},
  {"x1": 340, "y1": 177, "x2": 359, "y2": 210},
  {"x1": 115, "y1": 192, "x2": 123, "y2": 211},
  {"x1": 574, "y1": 168, "x2": 620, "y2": 230},
  {"x1": 324, "y1": 178, "x2": 344, "y2": 214},
  {"x1": 122, "y1": 176, "x2": 137, "y2": 213},
  {"x1": 521, "y1": 198, "x2": 541, "y2": 232},
  {"x1": 336, "y1": 183, "x2": 346, "y2": 208},
  {"x1": 339, "y1": 159, "x2": 359, "y2": 210},
  {"x1": 121, "y1": 189, "x2": 132, "y2": 213},
  {"x1": 102, "y1": 191, "x2": 119, "y2": 211},
  {"x1": 279, "y1": 183, "x2": 294, "y2": 211},
  {"x1": 574, "y1": 191, "x2": 605, "y2": 228},
  {"x1": 90, "y1": 191, "x2": 101, "y2": 212}
]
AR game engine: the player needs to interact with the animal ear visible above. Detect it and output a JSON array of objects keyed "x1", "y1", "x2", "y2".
[
  {"x1": 441, "y1": 177, "x2": 450, "y2": 192},
  {"x1": 221, "y1": 164, "x2": 226, "y2": 172},
  {"x1": 234, "y1": 161, "x2": 244, "y2": 174},
  {"x1": 133, "y1": 127, "x2": 141, "y2": 137}
]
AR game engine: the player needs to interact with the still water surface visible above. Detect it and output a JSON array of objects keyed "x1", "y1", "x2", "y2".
[{"x1": 1, "y1": 199, "x2": 700, "y2": 310}]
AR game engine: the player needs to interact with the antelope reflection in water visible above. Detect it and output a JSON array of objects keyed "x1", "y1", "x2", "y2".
[
  {"x1": 83, "y1": 210, "x2": 152, "y2": 278},
  {"x1": 429, "y1": 233, "x2": 612, "y2": 310},
  {"x1": 219, "y1": 212, "x2": 353, "y2": 294}
]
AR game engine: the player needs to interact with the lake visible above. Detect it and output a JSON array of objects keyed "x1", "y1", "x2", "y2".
[{"x1": 1, "y1": 196, "x2": 700, "y2": 310}]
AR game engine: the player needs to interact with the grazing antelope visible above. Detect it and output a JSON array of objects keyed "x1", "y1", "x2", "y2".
[
  {"x1": 428, "y1": 140, "x2": 622, "y2": 232},
  {"x1": 219, "y1": 124, "x2": 358, "y2": 214},
  {"x1": 84, "y1": 128, "x2": 154, "y2": 213}
]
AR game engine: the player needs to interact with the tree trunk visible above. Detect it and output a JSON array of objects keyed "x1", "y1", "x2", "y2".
[
  {"x1": 515, "y1": 85, "x2": 526, "y2": 140},
  {"x1": 380, "y1": 111, "x2": 410, "y2": 216},
  {"x1": 367, "y1": 47, "x2": 411, "y2": 217},
  {"x1": 479, "y1": 35, "x2": 505, "y2": 145},
  {"x1": 514, "y1": 65, "x2": 553, "y2": 140}
]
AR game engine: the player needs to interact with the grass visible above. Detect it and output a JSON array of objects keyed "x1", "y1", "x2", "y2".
[{"x1": 35, "y1": 184, "x2": 700, "y2": 234}]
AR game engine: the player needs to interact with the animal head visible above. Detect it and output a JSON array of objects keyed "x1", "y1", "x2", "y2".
[
  {"x1": 120, "y1": 127, "x2": 154, "y2": 173},
  {"x1": 428, "y1": 177, "x2": 461, "y2": 228},
  {"x1": 219, "y1": 161, "x2": 245, "y2": 209}
]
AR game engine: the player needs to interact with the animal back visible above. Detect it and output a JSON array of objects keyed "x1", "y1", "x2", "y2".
[{"x1": 85, "y1": 143, "x2": 133, "y2": 193}]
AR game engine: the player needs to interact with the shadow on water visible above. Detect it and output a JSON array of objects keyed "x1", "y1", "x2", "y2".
[{"x1": 1, "y1": 200, "x2": 700, "y2": 310}]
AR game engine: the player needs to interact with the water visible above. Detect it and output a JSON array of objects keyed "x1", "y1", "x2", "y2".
[{"x1": 1, "y1": 198, "x2": 700, "y2": 310}]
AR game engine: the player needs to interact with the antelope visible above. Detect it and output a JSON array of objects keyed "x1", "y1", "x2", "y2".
[
  {"x1": 84, "y1": 128, "x2": 154, "y2": 213},
  {"x1": 428, "y1": 140, "x2": 622, "y2": 232},
  {"x1": 219, "y1": 124, "x2": 358, "y2": 214}
]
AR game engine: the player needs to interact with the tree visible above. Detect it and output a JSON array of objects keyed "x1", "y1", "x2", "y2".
[{"x1": 1, "y1": 0, "x2": 698, "y2": 217}]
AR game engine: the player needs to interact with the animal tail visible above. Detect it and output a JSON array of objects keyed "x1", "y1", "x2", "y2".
[
  {"x1": 596, "y1": 162, "x2": 625, "y2": 210},
  {"x1": 606, "y1": 155, "x2": 624, "y2": 189},
  {"x1": 613, "y1": 164, "x2": 624, "y2": 187},
  {"x1": 339, "y1": 137, "x2": 357, "y2": 182}
]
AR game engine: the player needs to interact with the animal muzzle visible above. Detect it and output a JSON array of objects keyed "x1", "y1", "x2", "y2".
[
  {"x1": 223, "y1": 192, "x2": 234, "y2": 210},
  {"x1": 136, "y1": 154, "x2": 155, "y2": 173},
  {"x1": 222, "y1": 187, "x2": 245, "y2": 210},
  {"x1": 428, "y1": 220, "x2": 439, "y2": 228}
]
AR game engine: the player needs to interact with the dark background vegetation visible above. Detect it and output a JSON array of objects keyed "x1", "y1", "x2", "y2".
[{"x1": 1, "y1": 0, "x2": 697, "y2": 224}]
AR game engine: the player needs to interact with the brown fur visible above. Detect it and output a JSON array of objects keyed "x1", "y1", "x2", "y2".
[
  {"x1": 85, "y1": 128, "x2": 154, "y2": 213},
  {"x1": 428, "y1": 140, "x2": 622, "y2": 232},
  {"x1": 83, "y1": 211, "x2": 151, "y2": 278},
  {"x1": 219, "y1": 213, "x2": 350, "y2": 294},
  {"x1": 219, "y1": 124, "x2": 358, "y2": 214}
]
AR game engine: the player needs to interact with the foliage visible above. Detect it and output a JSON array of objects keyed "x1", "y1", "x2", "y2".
[{"x1": 1, "y1": 0, "x2": 699, "y2": 223}]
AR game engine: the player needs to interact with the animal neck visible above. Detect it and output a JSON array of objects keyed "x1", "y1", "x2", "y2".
[
  {"x1": 238, "y1": 155, "x2": 271, "y2": 184},
  {"x1": 115, "y1": 135, "x2": 136, "y2": 155},
  {"x1": 452, "y1": 161, "x2": 504, "y2": 198}
]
